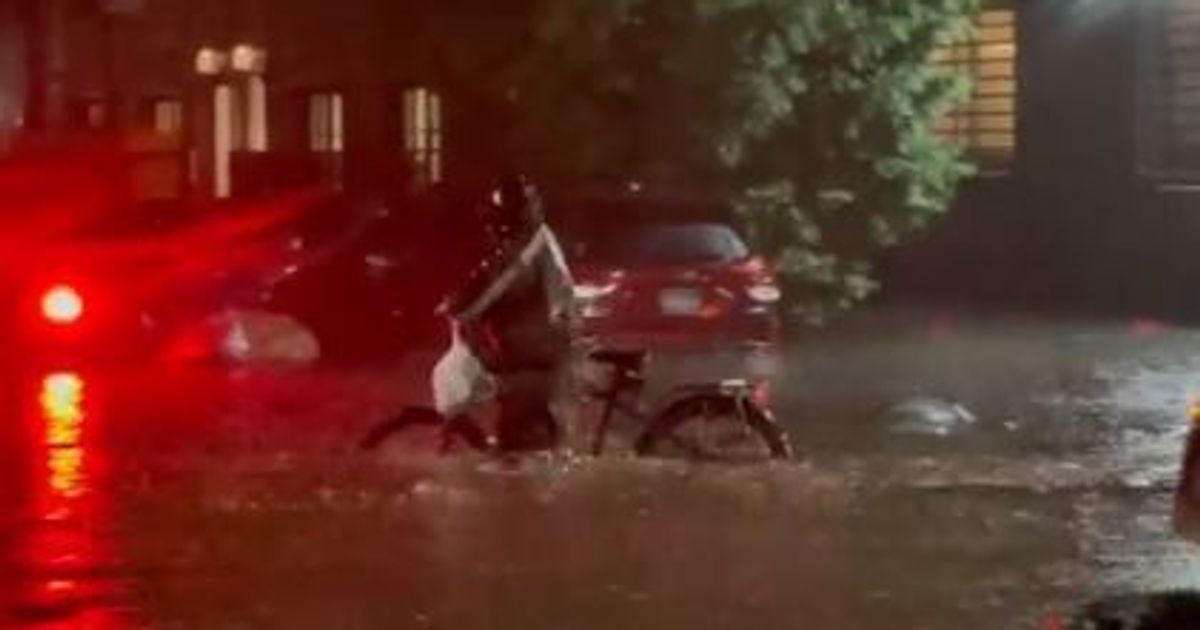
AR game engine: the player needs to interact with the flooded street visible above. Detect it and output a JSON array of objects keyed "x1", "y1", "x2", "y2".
[{"x1": 5, "y1": 317, "x2": 1200, "y2": 629}]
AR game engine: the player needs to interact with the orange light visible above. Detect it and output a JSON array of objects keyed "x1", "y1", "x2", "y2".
[{"x1": 41, "y1": 285, "x2": 84, "y2": 325}]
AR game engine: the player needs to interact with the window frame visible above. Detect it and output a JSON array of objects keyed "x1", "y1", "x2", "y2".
[
  {"x1": 144, "y1": 96, "x2": 184, "y2": 137},
  {"x1": 1141, "y1": 0, "x2": 1200, "y2": 182},
  {"x1": 307, "y1": 90, "x2": 346, "y2": 154},
  {"x1": 400, "y1": 85, "x2": 444, "y2": 186},
  {"x1": 933, "y1": 4, "x2": 1019, "y2": 173}
]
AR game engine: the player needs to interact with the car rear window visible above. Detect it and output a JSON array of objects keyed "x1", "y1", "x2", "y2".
[{"x1": 586, "y1": 223, "x2": 749, "y2": 267}]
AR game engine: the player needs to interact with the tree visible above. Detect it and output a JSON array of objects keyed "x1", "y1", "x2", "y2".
[{"x1": 506, "y1": 0, "x2": 980, "y2": 321}]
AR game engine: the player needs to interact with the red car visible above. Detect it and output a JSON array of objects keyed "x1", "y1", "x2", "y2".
[{"x1": 571, "y1": 221, "x2": 782, "y2": 350}]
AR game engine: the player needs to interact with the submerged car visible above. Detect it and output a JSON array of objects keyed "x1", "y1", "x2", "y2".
[
  {"x1": 2, "y1": 198, "x2": 311, "y2": 363},
  {"x1": 571, "y1": 220, "x2": 782, "y2": 350},
  {"x1": 255, "y1": 189, "x2": 478, "y2": 361}
]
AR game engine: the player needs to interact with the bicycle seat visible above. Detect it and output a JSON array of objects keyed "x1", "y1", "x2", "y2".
[{"x1": 588, "y1": 349, "x2": 648, "y2": 371}]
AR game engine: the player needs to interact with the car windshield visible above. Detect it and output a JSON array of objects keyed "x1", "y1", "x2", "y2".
[
  {"x1": 588, "y1": 223, "x2": 749, "y2": 267},
  {"x1": 5, "y1": 2, "x2": 1200, "y2": 629}
]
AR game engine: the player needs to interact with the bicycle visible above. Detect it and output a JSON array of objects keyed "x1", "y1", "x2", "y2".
[{"x1": 361, "y1": 347, "x2": 793, "y2": 463}]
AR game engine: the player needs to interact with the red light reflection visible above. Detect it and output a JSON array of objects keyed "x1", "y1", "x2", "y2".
[{"x1": 14, "y1": 370, "x2": 129, "y2": 627}]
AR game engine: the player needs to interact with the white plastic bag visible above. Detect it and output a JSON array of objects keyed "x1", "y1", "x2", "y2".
[{"x1": 432, "y1": 323, "x2": 496, "y2": 417}]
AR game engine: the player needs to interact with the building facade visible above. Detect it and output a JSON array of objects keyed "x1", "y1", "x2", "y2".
[
  {"x1": 888, "y1": 0, "x2": 1200, "y2": 318},
  {"x1": 7, "y1": 0, "x2": 1200, "y2": 316},
  {"x1": 0, "y1": 0, "x2": 25, "y2": 152},
  {"x1": 8, "y1": 0, "x2": 528, "y2": 198}
]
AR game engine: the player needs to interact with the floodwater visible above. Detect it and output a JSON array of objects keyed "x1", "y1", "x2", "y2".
[{"x1": 5, "y1": 317, "x2": 1200, "y2": 629}]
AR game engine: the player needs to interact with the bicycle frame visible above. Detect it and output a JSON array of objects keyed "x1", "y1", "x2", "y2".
[
  {"x1": 583, "y1": 348, "x2": 785, "y2": 459},
  {"x1": 362, "y1": 345, "x2": 790, "y2": 460}
]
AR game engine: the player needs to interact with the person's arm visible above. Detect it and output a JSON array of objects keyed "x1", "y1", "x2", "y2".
[
  {"x1": 458, "y1": 228, "x2": 548, "y2": 322},
  {"x1": 540, "y1": 227, "x2": 577, "y2": 328}
]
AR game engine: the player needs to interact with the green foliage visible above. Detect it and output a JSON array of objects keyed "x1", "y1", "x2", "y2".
[
  {"x1": 509, "y1": 0, "x2": 737, "y2": 182},
  {"x1": 506, "y1": 0, "x2": 981, "y2": 320}
]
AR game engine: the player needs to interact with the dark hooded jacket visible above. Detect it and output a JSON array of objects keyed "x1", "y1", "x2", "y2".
[{"x1": 445, "y1": 191, "x2": 574, "y2": 373}]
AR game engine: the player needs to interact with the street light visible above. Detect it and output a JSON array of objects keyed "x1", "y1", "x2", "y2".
[
  {"x1": 229, "y1": 44, "x2": 267, "y2": 74},
  {"x1": 195, "y1": 44, "x2": 266, "y2": 76},
  {"x1": 193, "y1": 43, "x2": 270, "y2": 198},
  {"x1": 194, "y1": 47, "x2": 228, "y2": 76}
]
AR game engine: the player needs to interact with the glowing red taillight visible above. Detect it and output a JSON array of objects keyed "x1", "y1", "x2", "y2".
[
  {"x1": 41, "y1": 285, "x2": 85, "y2": 325},
  {"x1": 737, "y1": 255, "x2": 770, "y2": 278}
]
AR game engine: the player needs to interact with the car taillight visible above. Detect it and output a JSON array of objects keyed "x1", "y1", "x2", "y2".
[
  {"x1": 737, "y1": 255, "x2": 770, "y2": 277},
  {"x1": 574, "y1": 282, "x2": 619, "y2": 301},
  {"x1": 746, "y1": 284, "x2": 782, "y2": 304},
  {"x1": 41, "y1": 284, "x2": 85, "y2": 325},
  {"x1": 1038, "y1": 613, "x2": 1066, "y2": 630},
  {"x1": 573, "y1": 269, "x2": 624, "y2": 301}
]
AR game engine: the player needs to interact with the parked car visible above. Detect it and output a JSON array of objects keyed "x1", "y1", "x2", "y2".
[
  {"x1": 570, "y1": 220, "x2": 782, "y2": 350},
  {"x1": 260, "y1": 186, "x2": 783, "y2": 361},
  {"x1": 255, "y1": 188, "x2": 480, "y2": 361}
]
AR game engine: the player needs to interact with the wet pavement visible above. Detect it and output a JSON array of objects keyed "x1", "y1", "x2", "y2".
[{"x1": 4, "y1": 316, "x2": 1200, "y2": 629}]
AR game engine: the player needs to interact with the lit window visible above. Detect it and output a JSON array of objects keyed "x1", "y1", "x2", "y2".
[
  {"x1": 309, "y1": 92, "x2": 344, "y2": 153},
  {"x1": 933, "y1": 8, "x2": 1017, "y2": 166},
  {"x1": 1158, "y1": 0, "x2": 1200, "y2": 172},
  {"x1": 214, "y1": 84, "x2": 237, "y2": 197},
  {"x1": 403, "y1": 87, "x2": 443, "y2": 184},
  {"x1": 151, "y1": 99, "x2": 183, "y2": 135},
  {"x1": 244, "y1": 77, "x2": 269, "y2": 151}
]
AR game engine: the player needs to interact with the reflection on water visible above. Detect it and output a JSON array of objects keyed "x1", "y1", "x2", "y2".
[
  {"x1": 41, "y1": 373, "x2": 87, "y2": 501},
  {"x1": 6, "y1": 322, "x2": 1200, "y2": 629},
  {"x1": 11, "y1": 370, "x2": 130, "y2": 629}
]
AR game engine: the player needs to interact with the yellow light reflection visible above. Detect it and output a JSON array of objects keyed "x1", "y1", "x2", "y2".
[
  {"x1": 47, "y1": 446, "x2": 85, "y2": 499},
  {"x1": 41, "y1": 372, "x2": 85, "y2": 419},
  {"x1": 39, "y1": 372, "x2": 88, "y2": 500}
]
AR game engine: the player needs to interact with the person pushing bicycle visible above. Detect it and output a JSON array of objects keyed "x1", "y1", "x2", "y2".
[{"x1": 435, "y1": 175, "x2": 576, "y2": 452}]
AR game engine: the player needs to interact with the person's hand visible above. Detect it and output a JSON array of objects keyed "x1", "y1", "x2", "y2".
[{"x1": 554, "y1": 303, "x2": 582, "y2": 333}]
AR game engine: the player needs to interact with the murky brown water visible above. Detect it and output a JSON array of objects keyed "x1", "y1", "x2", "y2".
[{"x1": 6, "y1": 318, "x2": 1200, "y2": 629}]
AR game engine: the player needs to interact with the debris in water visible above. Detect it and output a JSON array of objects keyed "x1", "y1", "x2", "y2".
[{"x1": 885, "y1": 397, "x2": 978, "y2": 437}]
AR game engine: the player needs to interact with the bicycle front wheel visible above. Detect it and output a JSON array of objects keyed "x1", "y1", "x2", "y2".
[
  {"x1": 360, "y1": 407, "x2": 490, "y2": 456},
  {"x1": 634, "y1": 394, "x2": 792, "y2": 463}
]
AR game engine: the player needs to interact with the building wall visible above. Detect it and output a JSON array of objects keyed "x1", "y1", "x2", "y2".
[
  {"x1": 42, "y1": 0, "x2": 520, "y2": 195},
  {"x1": 884, "y1": 0, "x2": 1200, "y2": 319},
  {"x1": 0, "y1": 0, "x2": 24, "y2": 150},
  {"x1": 34, "y1": 0, "x2": 1200, "y2": 318}
]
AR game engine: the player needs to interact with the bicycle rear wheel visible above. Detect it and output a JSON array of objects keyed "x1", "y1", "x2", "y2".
[{"x1": 635, "y1": 394, "x2": 792, "y2": 463}]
